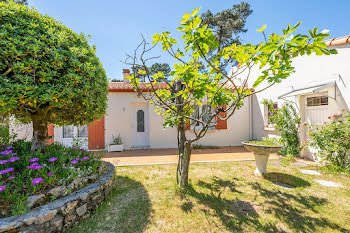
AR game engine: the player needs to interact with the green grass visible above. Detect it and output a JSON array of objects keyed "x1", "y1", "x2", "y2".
[
  {"x1": 70, "y1": 160, "x2": 350, "y2": 233},
  {"x1": 245, "y1": 140, "x2": 281, "y2": 146}
]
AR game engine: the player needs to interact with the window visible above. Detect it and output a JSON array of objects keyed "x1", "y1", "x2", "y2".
[
  {"x1": 63, "y1": 126, "x2": 74, "y2": 138},
  {"x1": 307, "y1": 96, "x2": 328, "y2": 106},
  {"x1": 191, "y1": 105, "x2": 214, "y2": 129},
  {"x1": 137, "y1": 110, "x2": 145, "y2": 132},
  {"x1": 77, "y1": 125, "x2": 88, "y2": 137}
]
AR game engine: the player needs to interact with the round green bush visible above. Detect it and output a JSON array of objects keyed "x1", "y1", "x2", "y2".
[{"x1": 0, "y1": 1, "x2": 108, "y2": 149}]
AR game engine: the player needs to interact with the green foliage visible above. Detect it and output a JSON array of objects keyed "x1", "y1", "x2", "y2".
[
  {"x1": 132, "y1": 63, "x2": 171, "y2": 82},
  {"x1": 246, "y1": 138, "x2": 281, "y2": 147},
  {"x1": 263, "y1": 99, "x2": 302, "y2": 156},
  {"x1": 0, "y1": 0, "x2": 27, "y2": 5},
  {"x1": 200, "y1": 2, "x2": 252, "y2": 48},
  {"x1": 112, "y1": 134, "x2": 123, "y2": 145},
  {"x1": 308, "y1": 112, "x2": 350, "y2": 171},
  {"x1": 0, "y1": 141, "x2": 102, "y2": 217},
  {"x1": 0, "y1": 1, "x2": 108, "y2": 127}
]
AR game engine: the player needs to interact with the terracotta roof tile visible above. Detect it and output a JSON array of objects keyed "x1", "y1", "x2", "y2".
[{"x1": 325, "y1": 35, "x2": 350, "y2": 47}]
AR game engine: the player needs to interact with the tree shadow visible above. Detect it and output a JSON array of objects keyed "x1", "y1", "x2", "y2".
[
  {"x1": 263, "y1": 172, "x2": 311, "y2": 188},
  {"x1": 187, "y1": 176, "x2": 286, "y2": 232},
  {"x1": 249, "y1": 182, "x2": 349, "y2": 232},
  {"x1": 70, "y1": 176, "x2": 152, "y2": 233}
]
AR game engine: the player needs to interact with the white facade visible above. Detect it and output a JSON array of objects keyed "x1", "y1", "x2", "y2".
[
  {"x1": 104, "y1": 92, "x2": 251, "y2": 150},
  {"x1": 237, "y1": 42, "x2": 350, "y2": 159}
]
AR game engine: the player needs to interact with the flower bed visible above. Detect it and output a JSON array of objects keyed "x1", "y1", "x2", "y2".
[{"x1": 0, "y1": 140, "x2": 103, "y2": 218}]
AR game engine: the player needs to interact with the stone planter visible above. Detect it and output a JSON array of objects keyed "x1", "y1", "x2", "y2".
[
  {"x1": 0, "y1": 162, "x2": 115, "y2": 233},
  {"x1": 242, "y1": 141, "x2": 282, "y2": 176},
  {"x1": 108, "y1": 144, "x2": 124, "y2": 152}
]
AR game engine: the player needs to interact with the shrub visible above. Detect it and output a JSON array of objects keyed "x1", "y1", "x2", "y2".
[
  {"x1": 308, "y1": 112, "x2": 350, "y2": 171},
  {"x1": 0, "y1": 1, "x2": 108, "y2": 150},
  {"x1": 262, "y1": 100, "x2": 302, "y2": 156},
  {"x1": 0, "y1": 141, "x2": 102, "y2": 217}
]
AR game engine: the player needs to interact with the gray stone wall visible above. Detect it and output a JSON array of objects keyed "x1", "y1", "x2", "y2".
[{"x1": 0, "y1": 162, "x2": 115, "y2": 233}]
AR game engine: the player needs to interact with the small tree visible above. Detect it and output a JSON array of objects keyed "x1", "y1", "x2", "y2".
[
  {"x1": 125, "y1": 9, "x2": 336, "y2": 188},
  {"x1": 0, "y1": 2, "x2": 108, "y2": 150}
]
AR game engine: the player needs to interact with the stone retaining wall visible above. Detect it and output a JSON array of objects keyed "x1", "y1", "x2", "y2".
[{"x1": 0, "y1": 162, "x2": 115, "y2": 233}]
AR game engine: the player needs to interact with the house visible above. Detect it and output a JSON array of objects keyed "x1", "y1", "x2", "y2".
[
  {"x1": 11, "y1": 35, "x2": 349, "y2": 160},
  {"x1": 11, "y1": 69, "x2": 252, "y2": 150},
  {"x1": 241, "y1": 35, "x2": 350, "y2": 160}
]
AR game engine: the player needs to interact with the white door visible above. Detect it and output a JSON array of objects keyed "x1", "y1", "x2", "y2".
[
  {"x1": 306, "y1": 106, "x2": 328, "y2": 126},
  {"x1": 131, "y1": 104, "x2": 150, "y2": 148},
  {"x1": 61, "y1": 125, "x2": 88, "y2": 149}
]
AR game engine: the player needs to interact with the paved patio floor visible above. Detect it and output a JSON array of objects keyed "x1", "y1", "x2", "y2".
[{"x1": 102, "y1": 146, "x2": 280, "y2": 166}]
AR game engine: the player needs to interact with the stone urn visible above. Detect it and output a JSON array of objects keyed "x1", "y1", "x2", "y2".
[{"x1": 242, "y1": 141, "x2": 282, "y2": 176}]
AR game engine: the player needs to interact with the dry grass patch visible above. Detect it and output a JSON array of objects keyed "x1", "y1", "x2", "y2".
[{"x1": 70, "y1": 160, "x2": 350, "y2": 233}]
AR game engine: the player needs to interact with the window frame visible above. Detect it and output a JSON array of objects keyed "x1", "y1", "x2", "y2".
[
  {"x1": 306, "y1": 96, "x2": 328, "y2": 107},
  {"x1": 137, "y1": 110, "x2": 145, "y2": 132},
  {"x1": 191, "y1": 104, "x2": 215, "y2": 131}
]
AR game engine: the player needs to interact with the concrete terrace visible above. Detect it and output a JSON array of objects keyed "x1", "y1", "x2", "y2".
[{"x1": 102, "y1": 146, "x2": 280, "y2": 166}]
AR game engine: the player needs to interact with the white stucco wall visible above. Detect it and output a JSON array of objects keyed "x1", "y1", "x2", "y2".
[
  {"x1": 9, "y1": 117, "x2": 32, "y2": 142},
  {"x1": 105, "y1": 92, "x2": 251, "y2": 149},
  {"x1": 233, "y1": 43, "x2": 350, "y2": 159}
]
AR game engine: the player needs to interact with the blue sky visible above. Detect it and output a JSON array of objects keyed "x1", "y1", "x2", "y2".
[{"x1": 29, "y1": 0, "x2": 349, "y2": 80}]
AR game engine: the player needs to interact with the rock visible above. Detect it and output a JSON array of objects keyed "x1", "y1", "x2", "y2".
[
  {"x1": 48, "y1": 186, "x2": 67, "y2": 198},
  {"x1": 68, "y1": 177, "x2": 83, "y2": 190},
  {"x1": 315, "y1": 179, "x2": 343, "y2": 187},
  {"x1": 64, "y1": 214, "x2": 77, "y2": 225},
  {"x1": 27, "y1": 194, "x2": 45, "y2": 209},
  {"x1": 80, "y1": 192, "x2": 89, "y2": 202},
  {"x1": 60, "y1": 200, "x2": 78, "y2": 215},
  {"x1": 50, "y1": 215, "x2": 64, "y2": 230},
  {"x1": 300, "y1": 169, "x2": 321, "y2": 175},
  {"x1": 86, "y1": 174, "x2": 98, "y2": 182},
  {"x1": 37, "y1": 209, "x2": 57, "y2": 224},
  {"x1": 0, "y1": 220, "x2": 21, "y2": 232},
  {"x1": 76, "y1": 204, "x2": 87, "y2": 217}
]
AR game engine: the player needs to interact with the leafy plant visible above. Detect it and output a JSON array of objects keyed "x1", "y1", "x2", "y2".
[
  {"x1": 263, "y1": 100, "x2": 302, "y2": 156},
  {"x1": 308, "y1": 111, "x2": 350, "y2": 171},
  {"x1": 125, "y1": 8, "x2": 336, "y2": 188},
  {"x1": 0, "y1": 141, "x2": 102, "y2": 217},
  {"x1": 0, "y1": 1, "x2": 108, "y2": 150},
  {"x1": 112, "y1": 135, "x2": 123, "y2": 145},
  {"x1": 246, "y1": 138, "x2": 281, "y2": 146}
]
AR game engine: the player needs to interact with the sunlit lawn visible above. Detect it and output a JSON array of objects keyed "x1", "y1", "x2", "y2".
[{"x1": 70, "y1": 160, "x2": 350, "y2": 233}]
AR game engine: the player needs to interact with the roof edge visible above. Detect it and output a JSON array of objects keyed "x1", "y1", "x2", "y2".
[{"x1": 325, "y1": 35, "x2": 350, "y2": 47}]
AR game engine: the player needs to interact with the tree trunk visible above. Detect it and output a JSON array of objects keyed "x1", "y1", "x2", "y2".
[
  {"x1": 31, "y1": 114, "x2": 49, "y2": 151},
  {"x1": 179, "y1": 142, "x2": 192, "y2": 188}
]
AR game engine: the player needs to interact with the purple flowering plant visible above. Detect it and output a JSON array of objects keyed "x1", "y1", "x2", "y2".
[{"x1": 0, "y1": 142, "x2": 101, "y2": 217}]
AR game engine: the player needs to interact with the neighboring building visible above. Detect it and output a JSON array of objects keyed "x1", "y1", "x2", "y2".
[
  {"x1": 11, "y1": 69, "x2": 252, "y2": 150},
  {"x1": 241, "y1": 35, "x2": 350, "y2": 160}
]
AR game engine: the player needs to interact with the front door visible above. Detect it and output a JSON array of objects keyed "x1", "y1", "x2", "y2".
[
  {"x1": 61, "y1": 125, "x2": 88, "y2": 149},
  {"x1": 131, "y1": 104, "x2": 150, "y2": 148}
]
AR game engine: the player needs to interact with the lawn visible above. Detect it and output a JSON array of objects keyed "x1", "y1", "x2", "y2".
[{"x1": 70, "y1": 160, "x2": 350, "y2": 233}]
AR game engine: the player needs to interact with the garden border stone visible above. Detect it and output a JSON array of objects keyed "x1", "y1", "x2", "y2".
[{"x1": 0, "y1": 162, "x2": 115, "y2": 233}]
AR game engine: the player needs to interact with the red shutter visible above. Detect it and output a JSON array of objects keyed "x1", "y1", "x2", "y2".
[
  {"x1": 185, "y1": 121, "x2": 190, "y2": 131},
  {"x1": 88, "y1": 117, "x2": 105, "y2": 149},
  {"x1": 216, "y1": 105, "x2": 227, "y2": 130},
  {"x1": 48, "y1": 124, "x2": 54, "y2": 144}
]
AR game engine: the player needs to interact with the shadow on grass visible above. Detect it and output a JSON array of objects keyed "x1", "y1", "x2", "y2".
[
  {"x1": 69, "y1": 176, "x2": 152, "y2": 233},
  {"x1": 186, "y1": 176, "x2": 349, "y2": 232},
  {"x1": 249, "y1": 182, "x2": 349, "y2": 232},
  {"x1": 186, "y1": 176, "x2": 284, "y2": 232},
  {"x1": 263, "y1": 172, "x2": 311, "y2": 188}
]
